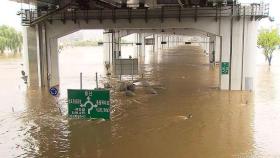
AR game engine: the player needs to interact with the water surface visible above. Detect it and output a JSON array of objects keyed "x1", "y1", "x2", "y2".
[{"x1": 0, "y1": 46, "x2": 280, "y2": 157}]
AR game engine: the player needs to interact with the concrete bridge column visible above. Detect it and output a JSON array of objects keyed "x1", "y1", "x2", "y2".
[
  {"x1": 47, "y1": 37, "x2": 59, "y2": 87},
  {"x1": 209, "y1": 35, "x2": 215, "y2": 64},
  {"x1": 219, "y1": 17, "x2": 257, "y2": 91},
  {"x1": 169, "y1": 35, "x2": 172, "y2": 47},
  {"x1": 133, "y1": 33, "x2": 138, "y2": 57},
  {"x1": 24, "y1": 22, "x2": 79, "y2": 88},
  {"x1": 167, "y1": 35, "x2": 170, "y2": 48},
  {"x1": 23, "y1": 26, "x2": 39, "y2": 87},
  {"x1": 152, "y1": 34, "x2": 155, "y2": 52},
  {"x1": 165, "y1": 35, "x2": 168, "y2": 48},
  {"x1": 179, "y1": 36, "x2": 182, "y2": 45},
  {"x1": 205, "y1": 37, "x2": 210, "y2": 54},
  {"x1": 154, "y1": 34, "x2": 159, "y2": 50},
  {"x1": 161, "y1": 35, "x2": 165, "y2": 49},
  {"x1": 103, "y1": 32, "x2": 113, "y2": 65},
  {"x1": 172, "y1": 35, "x2": 175, "y2": 47},
  {"x1": 219, "y1": 18, "x2": 231, "y2": 90},
  {"x1": 242, "y1": 20, "x2": 258, "y2": 91},
  {"x1": 139, "y1": 33, "x2": 145, "y2": 58},
  {"x1": 215, "y1": 36, "x2": 221, "y2": 63},
  {"x1": 157, "y1": 34, "x2": 160, "y2": 49},
  {"x1": 113, "y1": 31, "x2": 123, "y2": 60},
  {"x1": 114, "y1": 31, "x2": 121, "y2": 59}
]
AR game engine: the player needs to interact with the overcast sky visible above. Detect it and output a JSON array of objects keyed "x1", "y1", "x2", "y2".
[{"x1": 0, "y1": 0, "x2": 279, "y2": 31}]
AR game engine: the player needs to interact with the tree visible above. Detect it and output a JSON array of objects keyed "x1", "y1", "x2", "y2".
[
  {"x1": 0, "y1": 25, "x2": 23, "y2": 55},
  {"x1": 0, "y1": 36, "x2": 7, "y2": 54},
  {"x1": 257, "y1": 28, "x2": 280, "y2": 66}
]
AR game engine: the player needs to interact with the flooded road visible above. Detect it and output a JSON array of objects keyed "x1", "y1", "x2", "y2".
[{"x1": 0, "y1": 46, "x2": 280, "y2": 157}]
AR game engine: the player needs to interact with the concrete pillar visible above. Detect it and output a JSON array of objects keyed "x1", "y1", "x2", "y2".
[
  {"x1": 230, "y1": 18, "x2": 243, "y2": 90},
  {"x1": 103, "y1": 32, "x2": 113, "y2": 65},
  {"x1": 161, "y1": 35, "x2": 164, "y2": 49},
  {"x1": 168, "y1": 35, "x2": 172, "y2": 48},
  {"x1": 112, "y1": 31, "x2": 120, "y2": 60},
  {"x1": 48, "y1": 37, "x2": 59, "y2": 87},
  {"x1": 138, "y1": 33, "x2": 145, "y2": 57},
  {"x1": 173, "y1": 35, "x2": 175, "y2": 47},
  {"x1": 219, "y1": 18, "x2": 231, "y2": 90},
  {"x1": 219, "y1": 16, "x2": 257, "y2": 91},
  {"x1": 114, "y1": 31, "x2": 120, "y2": 59},
  {"x1": 37, "y1": 24, "x2": 49, "y2": 88},
  {"x1": 167, "y1": 35, "x2": 170, "y2": 48},
  {"x1": 209, "y1": 35, "x2": 215, "y2": 63},
  {"x1": 152, "y1": 34, "x2": 155, "y2": 52},
  {"x1": 205, "y1": 37, "x2": 210, "y2": 54},
  {"x1": 155, "y1": 34, "x2": 158, "y2": 50},
  {"x1": 215, "y1": 36, "x2": 221, "y2": 63},
  {"x1": 242, "y1": 20, "x2": 257, "y2": 91},
  {"x1": 173, "y1": 36, "x2": 175, "y2": 46},
  {"x1": 23, "y1": 26, "x2": 39, "y2": 87}
]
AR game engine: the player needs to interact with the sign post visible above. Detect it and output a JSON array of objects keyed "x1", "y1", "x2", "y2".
[
  {"x1": 80, "y1": 72, "x2": 83, "y2": 89},
  {"x1": 68, "y1": 89, "x2": 110, "y2": 120}
]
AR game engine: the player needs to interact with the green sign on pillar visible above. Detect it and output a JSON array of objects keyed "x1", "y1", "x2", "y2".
[
  {"x1": 68, "y1": 89, "x2": 110, "y2": 120},
  {"x1": 221, "y1": 62, "x2": 229, "y2": 75}
]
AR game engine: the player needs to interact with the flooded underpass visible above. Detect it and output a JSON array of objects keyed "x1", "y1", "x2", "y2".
[{"x1": 1, "y1": 45, "x2": 280, "y2": 157}]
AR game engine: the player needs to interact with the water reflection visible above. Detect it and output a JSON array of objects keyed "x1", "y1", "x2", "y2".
[
  {"x1": 254, "y1": 64, "x2": 280, "y2": 157},
  {"x1": 21, "y1": 89, "x2": 70, "y2": 157}
]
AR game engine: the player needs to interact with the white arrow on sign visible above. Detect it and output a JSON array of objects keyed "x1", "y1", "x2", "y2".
[{"x1": 79, "y1": 96, "x2": 98, "y2": 114}]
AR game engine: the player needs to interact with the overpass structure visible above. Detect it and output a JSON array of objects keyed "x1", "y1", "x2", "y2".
[{"x1": 13, "y1": 0, "x2": 269, "y2": 90}]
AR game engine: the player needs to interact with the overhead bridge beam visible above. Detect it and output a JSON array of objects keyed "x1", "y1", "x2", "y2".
[
  {"x1": 36, "y1": 7, "x2": 233, "y2": 24},
  {"x1": 21, "y1": 3, "x2": 269, "y2": 26}
]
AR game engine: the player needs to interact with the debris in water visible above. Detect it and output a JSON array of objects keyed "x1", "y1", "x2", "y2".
[
  {"x1": 132, "y1": 99, "x2": 143, "y2": 104},
  {"x1": 175, "y1": 114, "x2": 192, "y2": 120},
  {"x1": 58, "y1": 106, "x2": 62, "y2": 115},
  {"x1": 104, "y1": 82, "x2": 112, "y2": 89},
  {"x1": 127, "y1": 83, "x2": 136, "y2": 92},
  {"x1": 146, "y1": 88, "x2": 157, "y2": 94},
  {"x1": 142, "y1": 80, "x2": 150, "y2": 87},
  {"x1": 179, "y1": 113, "x2": 193, "y2": 120},
  {"x1": 125, "y1": 90, "x2": 135, "y2": 97},
  {"x1": 117, "y1": 82, "x2": 136, "y2": 92},
  {"x1": 186, "y1": 113, "x2": 193, "y2": 119},
  {"x1": 117, "y1": 82, "x2": 127, "y2": 91}
]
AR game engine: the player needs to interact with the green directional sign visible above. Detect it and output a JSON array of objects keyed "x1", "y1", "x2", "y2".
[
  {"x1": 68, "y1": 89, "x2": 110, "y2": 120},
  {"x1": 221, "y1": 62, "x2": 229, "y2": 75}
]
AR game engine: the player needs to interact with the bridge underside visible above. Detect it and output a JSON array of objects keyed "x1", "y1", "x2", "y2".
[{"x1": 18, "y1": 0, "x2": 268, "y2": 91}]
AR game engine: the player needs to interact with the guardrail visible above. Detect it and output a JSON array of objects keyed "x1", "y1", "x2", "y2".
[{"x1": 19, "y1": 3, "x2": 269, "y2": 26}]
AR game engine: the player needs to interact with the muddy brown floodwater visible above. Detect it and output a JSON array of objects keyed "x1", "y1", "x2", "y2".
[{"x1": 0, "y1": 45, "x2": 280, "y2": 158}]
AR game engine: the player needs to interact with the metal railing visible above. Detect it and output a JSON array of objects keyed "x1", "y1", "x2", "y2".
[{"x1": 19, "y1": 2, "x2": 269, "y2": 26}]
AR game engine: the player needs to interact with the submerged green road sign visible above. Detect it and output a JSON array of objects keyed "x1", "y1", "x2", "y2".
[
  {"x1": 221, "y1": 62, "x2": 229, "y2": 75},
  {"x1": 68, "y1": 89, "x2": 110, "y2": 120}
]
